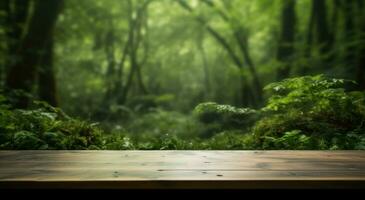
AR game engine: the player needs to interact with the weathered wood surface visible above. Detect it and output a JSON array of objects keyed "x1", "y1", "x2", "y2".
[{"x1": 0, "y1": 150, "x2": 364, "y2": 189}]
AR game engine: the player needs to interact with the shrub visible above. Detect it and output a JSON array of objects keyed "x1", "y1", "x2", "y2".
[
  {"x1": 201, "y1": 131, "x2": 256, "y2": 150},
  {"x1": 0, "y1": 97, "x2": 103, "y2": 150},
  {"x1": 99, "y1": 133, "x2": 135, "y2": 150},
  {"x1": 12, "y1": 131, "x2": 47, "y2": 150},
  {"x1": 253, "y1": 75, "x2": 365, "y2": 149},
  {"x1": 193, "y1": 102, "x2": 258, "y2": 137},
  {"x1": 124, "y1": 108, "x2": 202, "y2": 139},
  {"x1": 1, "y1": 75, "x2": 364, "y2": 150}
]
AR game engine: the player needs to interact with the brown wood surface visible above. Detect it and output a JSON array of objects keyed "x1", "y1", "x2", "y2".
[{"x1": 0, "y1": 150, "x2": 364, "y2": 189}]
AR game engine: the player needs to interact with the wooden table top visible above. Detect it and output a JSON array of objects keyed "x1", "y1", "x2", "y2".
[{"x1": 0, "y1": 150, "x2": 364, "y2": 189}]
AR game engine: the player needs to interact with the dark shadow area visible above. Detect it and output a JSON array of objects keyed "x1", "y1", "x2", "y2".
[{"x1": 1, "y1": 189, "x2": 363, "y2": 199}]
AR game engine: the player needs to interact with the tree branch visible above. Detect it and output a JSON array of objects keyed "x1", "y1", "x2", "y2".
[{"x1": 177, "y1": 0, "x2": 243, "y2": 68}]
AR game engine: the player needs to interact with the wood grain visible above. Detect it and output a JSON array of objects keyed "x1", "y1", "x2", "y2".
[{"x1": 0, "y1": 150, "x2": 364, "y2": 189}]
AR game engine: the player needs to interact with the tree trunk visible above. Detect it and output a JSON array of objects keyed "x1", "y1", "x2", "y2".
[
  {"x1": 103, "y1": 29, "x2": 117, "y2": 104},
  {"x1": 202, "y1": 0, "x2": 262, "y2": 105},
  {"x1": 357, "y1": 46, "x2": 365, "y2": 90},
  {"x1": 7, "y1": 0, "x2": 30, "y2": 55},
  {"x1": 135, "y1": 64, "x2": 148, "y2": 95},
  {"x1": 5, "y1": 0, "x2": 63, "y2": 108},
  {"x1": 356, "y1": 12, "x2": 365, "y2": 90},
  {"x1": 200, "y1": 0, "x2": 262, "y2": 105},
  {"x1": 239, "y1": 73, "x2": 254, "y2": 107},
  {"x1": 118, "y1": 2, "x2": 138, "y2": 105},
  {"x1": 119, "y1": 56, "x2": 136, "y2": 105},
  {"x1": 114, "y1": 41, "x2": 129, "y2": 94},
  {"x1": 305, "y1": 0, "x2": 315, "y2": 58},
  {"x1": 178, "y1": 0, "x2": 259, "y2": 107},
  {"x1": 343, "y1": 0, "x2": 356, "y2": 74},
  {"x1": 118, "y1": 1, "x2": 149, "y2": 104},
  {"x1": 234, "y1": 29, "x2": 263, "y2": 104},
  {"x1": 313, "y1": 0, "x2": 333, "y2": 65},
  {"x1": 1, "y1": 0, "x2": 30, "y2": 87},
  {"x1": 134, "y1": 5, "x2": 149, "y2": 96},
  {"x1": 197, "y1": 38, "x2": 211, "y2": 100},
  {"x1": 0, "y1": 0, "x2": 10, "y2": 85},
  {"x1": 38, "y1": 37, "x2": 58, "y2": 106},
  {"x1": 276, "y1": 0, "x2": 296, "y2": 80}
]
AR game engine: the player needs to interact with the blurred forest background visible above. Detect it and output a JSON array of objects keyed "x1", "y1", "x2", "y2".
[{"x1": 0, "y1": 0, "x2": 365, "y2": 150}]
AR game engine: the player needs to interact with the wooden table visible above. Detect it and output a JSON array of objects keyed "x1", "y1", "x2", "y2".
[{"x1": 0, "y1": 150, "x2": 364, "y2": 189}]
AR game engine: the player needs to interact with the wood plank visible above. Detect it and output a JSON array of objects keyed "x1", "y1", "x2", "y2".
[{"x1": 0, "y1": 151, "x2": 364, "y2": 189}]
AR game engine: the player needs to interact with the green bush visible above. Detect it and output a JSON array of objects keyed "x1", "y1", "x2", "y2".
[
  {"x1": 0, "y1": 97, "x2": 103, "y2": 150},
  {"x1": 13, "y1": 131, "x2": 47, "y2": 150},
  {"x1": 193, "y1": 102, "x2": 258, "y2": 137},
  {"x1": 253, "y1": 75, "x2": 365, "y2": 149},
  {"x1": 1, "y1": 75, "x2": 364, "y2": 150},
  {"x1": 124, "y1": 108, "x2": 202, "y2": 139},
  {"x1": 104, "y1": 136, "x2": 134, "y2": 150},
  {"x1": 200, "y1": 131, "x2": 256, "y2": 150}
]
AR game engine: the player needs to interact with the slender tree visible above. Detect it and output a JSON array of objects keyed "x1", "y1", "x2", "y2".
[
  {"x1": 314, "y1": 0, "x2": 332, "y2": 55},
  {"x1": 201, "y1": 0, "x2": 263, "y2": 104},
  {"x1": 103, "y1": 27, "x2": 118, "y2": 104},
  {"x1": 38, "y1": 37, "x2": 58, "y2": 106},
  {"x1": 343, "y1": 0, "x2": 356, "y2": 75},
  {"x1": 356, "y1": 7, "x2": 365, "y2": 90},
  {"x1": 0, "y1": 0, "x2": 10, "y2": 85},
  {"x1": 5, "y1": 0, "x2": 63, "y2": 108},
  {"x1": 178, "y1": 0, "x2": 261, "y2": 107},
  {"x1": 119, "y1": 0, "x2": 150, "y2": 105},
  {"x1": 357, "y1": 40, "x2": 365, "y2": 90},
  {"x1": 308, "y1": 0, "x2": 334, "y2": 67},
  {"x1": 276, "y1": 0, "x2": 296, "y2": 80},
  {"x1": 6, "y1": 0, "x2": 30, "y2": 58},
  {"x1": 0, "y1": 0, "x2": 30, "y2": 86},
  {"x1": 197, "y1": 34, "x2": 211, "y2": 100}
]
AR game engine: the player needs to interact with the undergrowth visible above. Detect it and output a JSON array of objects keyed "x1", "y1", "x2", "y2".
[{"x1": 0, "y1": 75, "x2": 364, "y2": 150}]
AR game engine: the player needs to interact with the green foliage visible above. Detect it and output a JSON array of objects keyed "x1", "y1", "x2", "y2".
[
  {"x1": 123, "y1": 108, "x2": 202, "y2": 139},
  {"x1": 127, "y1": 94, "x2": 176, "y2": 113},
  {"x1": 1, "y1": 0, "x2": 364, "y2": 152},
  {"x1": 0, "y1": 97, "x2": 103, "y2": 150},
  {"x1": 1, "y1": 75, "x2": 364, "y2": 150},
  {"x1": 102, "y1": 133, "x2": 135, "y2": 150},
  {"x1": 253, "y1": 75, "x2": 365, "y2": 149},
  {"x1": 200, "y1": 131, "x2": 256, "y2": 150},
  {"x1": 194, "y1": 102, "x2": 254, "y2": 124},
  {"x1": 193, "y1": 102, "x2": 258, "y2": 137},
  {"x1": 12, "y1": 131, "x2": 47, "y2": 150},
  {"x1": 263, "y1": 75, "x2": 359, "y2": 113},
  {"x1": 261, "y1": 130, "x2": 313, "y2": 150}
]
